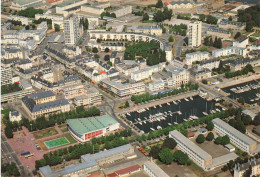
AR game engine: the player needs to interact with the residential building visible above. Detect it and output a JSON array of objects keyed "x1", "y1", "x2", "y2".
[
  {"x1": 166, "y1": 66, "x2": 190, "y2": 88},
  {"x1": 230, "y1": 58, "x2": 260, "y2": 71},
  {"x1": 63, "y1": 45, "x2": 82, "y2": 58},
  {"x1": 11, "y1": 0, "x2": 49, "y2": 10},
  {"x1": 9, "y1": 111, "x2": 22, "y2": 122},
  {"x1": 35, "y1": 13, "x2": 64, "y2": 29},
  {"x1": 148, "y1": 80, "x2": 165, "y2": 92},
  {"x1": 164, "y1": 1, "x2": 194, "y2": 9},
  {"x1": 100, "y1": 79, "x2": 145, "y2": 97},
  {"x1": 62, "y1": 84, "x2": 85, "y2": 99},
  {"x1": 67, "y1": 115, "x2": 119, "y2": 142},
  {"x1": 143, "y1": 161, "x2": 170, "y2": 177},
  {"x1": 131, "y1": 63, "x2": 166, "y2": 81},
  {"x1": 188, "y1": 21, "x2": 202, "y2": 47},
  {"x1": 22, "y1": 91, "x2": 70, "y2": 119},
  {"x1": 7, "y1": 15, "x2": 31, "y2": 25},
  {"x1": 169, "y1": 130, "x2": 213, "y2": 170},
  {"x1": 80, "y1": 5, "x2": 104, "y2": 15},
  {"x1": 212, "y1": 118, "x2": 257, "y2": 154},
  {"x1": 212, "y1": 46, "x2": 247, "y2": 58},
  {"x1": 190, "y1": 68, "x2": 211, "y2": 81},
  {"x1": 128, "y1": 25, "x2": 162, "y2": 36},
  {"x1": 233, "y1": 36, "x2": 249, "y2": 48},
  {"x1": 185, "y1": 51, "x2": 210, "y2": 66},
  {"x1": 74, "y1": 86, "x2": 102, "y2": 107},
  {"x1": 40, "y1": 144, "x2": 135, "y2": 177},
  {"x1": 1, "y1": 46, "x2": 24, "y2": 59},
  {"x1": 218, "y1": 20, "x2": 245, "y2": 30},
  {"x1": 55, "y1": 0, "x2": 88, "y2": 14},
  {"x1": 207, "y1": 26, "x2": 231, "y2": 39},
  {"x1": 1, "y1": 67, "x2": 13, "y2": 86},
  {"x1": 64, "y1": 15, "x2": 83, "y2": 45},
  {"x1": 112, "y1": 6, "x2": 132, "y2": 17},
  {"x1": 197, "y1": 58, "x2": 220, "y2": 70},
  {"x1": 234, "y1": 159, "x2": 260, "y2": 177}
]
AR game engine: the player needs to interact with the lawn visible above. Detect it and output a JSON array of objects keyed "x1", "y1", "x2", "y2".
[
  {"x1": 1, "y1": 83, "x2": 22, "y2": 95},
  {"x1": 64, "y1": 133, "x2": 77, "y2": 144},
  {"x1": 33, "y1": 128, "x2": 58, "y2": 139},
  {"x1": 44, "y1": 137, "x2": 70, "y2": 149},
  {"x1": 61, "y1": 127, "x2": 68, "y2": 133}
]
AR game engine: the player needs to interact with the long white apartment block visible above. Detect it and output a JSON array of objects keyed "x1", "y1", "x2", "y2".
[
  {"x1": 7, "y1": 15, "x2": 31, "y2": 25},
  {"x1": 212, "y1": 47, "x2": 247, "y2": 58},
  {"x1": 212, "y1": 118, "x2": 257, "y2": 154},
  {"x1": 169, "y1": 130, "x2": 212, "y2": 170}
]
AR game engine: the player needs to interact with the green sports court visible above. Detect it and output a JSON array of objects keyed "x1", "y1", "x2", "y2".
[{"x1": 44, "y1": 137, "x2": 69, "y2": 149}]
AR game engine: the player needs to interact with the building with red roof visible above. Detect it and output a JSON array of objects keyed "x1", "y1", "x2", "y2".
[{"x1": 106, "y1": 165, "x2": 141, "y2": 177}]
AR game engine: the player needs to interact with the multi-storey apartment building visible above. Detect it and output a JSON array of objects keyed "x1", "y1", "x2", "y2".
[
  {"x1": 185, "y1": 51, "x2": 210, "y2": 66},
  {"x1": 169, "y1": 130, "x2": 213, "y2": 170},
  {"x1": 1, "y1": 67, "x2": 13, "y2": 86},
  {"x1": 206, "y1": 26, "x2": 231, "y2": 39},
  {"x1": 212, "y1": 118, "x2": 257, "y2": 154},
  {"x1": 234, "y1": 159, "x2": 260, "y2": 177},
  {"x1": 188, "y1": 21, "x2": 202, "y2": 47},
  {"x1": 62, "y1": 84, "x2": 85, "y2": 99},
  {"x1": 212, "y1": 46, "x2": 247, "y2": 58},
  {"x1": 143, "y1": 161, "x2": 170, "y2": 177},
  {"x1": 64, "y1": 15, "x2": 83, "y2": 45}
]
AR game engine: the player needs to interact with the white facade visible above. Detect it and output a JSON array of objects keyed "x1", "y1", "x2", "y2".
[
  {"x1": 131, "y1": 63, "x2": 165, "y2": 81},
  {"x1": 9, "y1": 111, "x2": 22, "y2": 122},
  {"x1": 64, "y1": 15, "x2": 83, "y2": 45},
  {"x1": 55, "y1": 0, "x2": 88, "y2": 14},
  {"x1": 233, "y1": 37, "x2": 249, "y2": 48},
  {"x1": 212, "y1": 118, "x2": 257, "y2": 154},
  {"x1": 212, "y1": 47, "x2": 247, "y2": 58},
  {"x1": 7, "y1": 15, "x2": 30, "y2": 25},
  {"x1": 1, "y1": 67, "x2": 13, "y2": 86},
  {"x1": 188, "y1": 21, "x2": 202, "y2": 47},
  {"x1": 143, "y1": 161, "x2": 170, "y2": 177},
  {"x1": 148, "y1": 81, "x2": 165, "y2": 92},
  {"x1": 112, "y1": 6, "x2": 132, "y2": 17},
  {"x1": 185, "y1": 51, "x2": 210, "y2": 65},
  {"x1": 80, "y1": 5, "x2": 104, "y2": 15}
]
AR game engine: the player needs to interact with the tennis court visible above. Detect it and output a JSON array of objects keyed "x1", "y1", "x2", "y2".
[{"x1": 44, "y1": 137, "x2": 69, "y2": 149}]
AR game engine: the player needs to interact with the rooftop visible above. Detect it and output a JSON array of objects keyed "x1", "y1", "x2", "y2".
[
  {"x1": 66, "y1": 115, "x2": 118, "y2": 135},
  {"x1": 143, "y1": 161, "x2": 170, "y2": 177}
]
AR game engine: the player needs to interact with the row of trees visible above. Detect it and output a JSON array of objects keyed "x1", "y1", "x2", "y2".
[
  {"x1": 131, "y1": 82, "x2": 199, "y2": 104},
  {"x1": 7, "y1": 20, "x2": 22, "y2": 26},
  {"x1": 35, "y1": 129, "x2": 132, "y2": 170},
  {"x1": 204, "y1": 36, "x2": 222, "y2": 49},
  {"x1": 153, "y1": 8, "x2": 173, "y2": 22},
  {"x1": 1, "y1": 162, "x2": 20, "y2": 177},
  {"x1": 168, "y1": 23, "x2": 187, "y2": 36},
  {"x1": 124, "y1": 41, "x2": 166, "y2": 66},
  {"x1": 18, "y1": 7, "x2": 43, "y2": 18},
  {"x1": 212, "y1": 60, "x2": 231, "y2": 75},
  {"x1": 228, "y1": 109, "x2": 252, "y2": 134},
  {"x1": 101, "y1": 12, "x2": 116, "y2": 19},
  {"x1": 79, "y1": 18, "x2": 89, "y2": 30},
  {"x1": 177, "y1": 14, "x2": 191, "y2": 20},
  {"x1": 215, "y1": 135, "x2": 230, "y2": 145},
  {"x1": 225, "y1": 64, "x2": 255, "y2": 78}
]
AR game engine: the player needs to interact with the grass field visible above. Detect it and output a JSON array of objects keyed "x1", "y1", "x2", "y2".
[
  {"x1": 44, "y1": 137, "x2": 69, "y2": 149},
  {"x1": 64, "y1": 133, "x2": 77, "y2": 144}
]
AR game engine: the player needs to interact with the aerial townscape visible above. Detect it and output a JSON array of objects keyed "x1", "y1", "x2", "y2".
[{"x1": 1, "y1": 0, "x2": 260, "y2": 176}]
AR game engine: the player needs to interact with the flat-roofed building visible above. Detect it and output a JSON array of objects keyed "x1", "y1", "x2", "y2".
[
  {"x1": 67, "y1": 115, "x2": 120, "y2": 142},
  {"x1": 1, "y1": 67, "x2": 13, "y2": 86},
  {"x1": 188, "y1": 21, "x2": 202, "y2": 47},
  {"x1": 148, "y1": 80, "x2": 165, "y2": 92},
  {"x1": 143, "y1": 161, "x2": 170, "y2": 177},
  {"x1": 22, "y1": 91, "x2": 70, "y2": 119},
  {"x1": 62, "y1": 84, "x2": 85, "y2": 99},
  {"x1": 169, "y1": 130, "x2": 212, "y2": 170},
  {"x1": 55, "y1": 0, "x2": 88, "y2": 14},
  {"x1": 112, "y1": 6, "x2": 132, "y2": 18},
  {"x1": 212, "y1": 118, "x2": 257, "y2": 154},
  {"x1": 64, "y1": 15, "x2": 83, "y2": 45},
  {"x1": 74, "y1": 85, "x2": 102, "y2": 107},
  {"x1": 100, "y1": 79, "x2": 145, "y2": 98},
  {"x1": 166, "y1": 66, "x2": 190, "y2": 88},
  {"x1": 218, "y1": 20, "x2": 245, "y2": 30},
  {"x1": 185, "y1": 51, "x2": 210, "y2": 66},
  {"x1": 212, "y1": 46, "x2": 247, "y2": 58},
  {"x1": 11, "y1": 0, "x2": 49, "y2": 10},
  {"x1": 7, "y1": 15, "x2": 31, "y2": 25}
]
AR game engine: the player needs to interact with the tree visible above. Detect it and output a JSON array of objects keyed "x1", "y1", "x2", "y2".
[
  {"x1": 206, "y1": 122, "x2": 214, "y2": 131},
  {"x1": 234, "y1": 32, "x2": 241, "y2": 39},
  {"x1": 196, "y1": 134, "x2": 205, "y2": 144},
  {"x1": 206, "y1": 132, "x2": 214, "y2": 141},
  {"x1": 125, "y1": 101, "x2": 129, "y2": 108},
  {"x1": 213, "y1": 37, "x2": 218, "y2": 48},
  {"x1": 104, "y1": 55, "x2": 110, "y2": 61},
  {"x1": 221, "y1": 135, "x2": 230, "y2": 145},
  {"x1": 143, "y1": 13, "x2": 149, "y2": 21},
  {"x1": 155, "y1": 0, "x2": 163, "y2": 8},
  {"x1": 217, "y1": 38, "x2": 222, "y2": 48},
  {"x1": 104, "y1": 48, "x2": 110, "y2": 53},
  {"x1": 228, "y1": 16, "x2": 232, "y2": 21},
  {"x1": 253, "y1": 113, "x2": 260, "y2": 126},
  {"x1": 235, "y1": 120, "x2": 246, "y2": 134},
  {"x1": 169, "y1": 35, "x2": 174, "y2": 42},
  {"x1": 209, "y1": 37, "x2": 213, "y2": 46},
  {"x1": 107, "y1": 61, "x2": 112, "y2": 66},
  {"x1": 204, "y1": 36, "x2": 209, "y2": 46},
  {"x1": 92, "y1": 47, "x2": 98, "y2": 53},
  {"x1": 215, "y1": 137, "x2": 222, "y2": 145},
  {"x1": 25, "y1": 25, "x2": 29, "y2": 30},
  {"x1": 149, "y1": 145, "x2": 160, "y2": 159},
  {"x1": 202, "y1": 79, "x2": 208, "y2": 84},
  {"x1": 159, "y1": 148, "x2": 173, "y2": 164},
  {"x1": 54, "y1": 24, "x2": 60, "y2": 32},
  {"x1": 161, "y1": 137, "x2": 177, "y2": 149},
  {"x1": 5, "y1": 126, "x2": 13, "y2": 138},
  {"x1": 173, "y1": 150, "x2": 189, "y2": 165}
]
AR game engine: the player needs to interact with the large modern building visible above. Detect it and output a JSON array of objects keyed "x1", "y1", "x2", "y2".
[
  {"x1": 212, "y1": 118, "x2": 257, "y2": 154},
  {"x1": 212, "y1": 46, "x2": 247, "y2": 58},
  {"x1": 169, "y1": 130, "x2": 212, "y2": 170},
  {"x1": 74, "y1": 86, "x2": 102, "y2": 107},
  {"x1": 40, "y1": 144, "x2": 135, "y2": 177},
  {"x1": 1, "y1": 67, "x2": 13, "y2": 86},
  {"x1": 22, "y1": 91, "x2": 70, "y2": 119},
  {"x1": 188, "y1": 21, "x2": 202, "y2": 47},
  {"x1": 143, "y1": 161, "x2": 170, "y2": 177},
  {"x1": 62, "y1": 84, "x2": 85, "y2": 99},
  {"x1": 67, "y1": 115, "x2": 120, "y2": 142},
  {"x1": 11, "y1": 0, "x2": 49, "y2": 10},
  {"x1": 64, "y1": 15, "x2": 83, "y2": 45}
]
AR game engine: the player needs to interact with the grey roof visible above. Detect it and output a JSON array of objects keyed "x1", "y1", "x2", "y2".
[
  {"x1": 27, "y1": 91, "x2": 55, "y2": 101},
  {"x1": 10, "y1": 111, "x2": 20, "y2": 117},
  {"x1": 143, "y1": 161, "x2": 170, "y2": 177},
  {"x1": 219, "y1": 20, "x2": 244, "y2": 27},
  {"x1": 208, "y1": 26, "x2": 230, "y2": 34},
  {"x1": 169, "y1": 130, "x2": 212, "y2": 160},
  {"x1": 212, "y1": 118, "x2": 256, "y2": 146}
]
